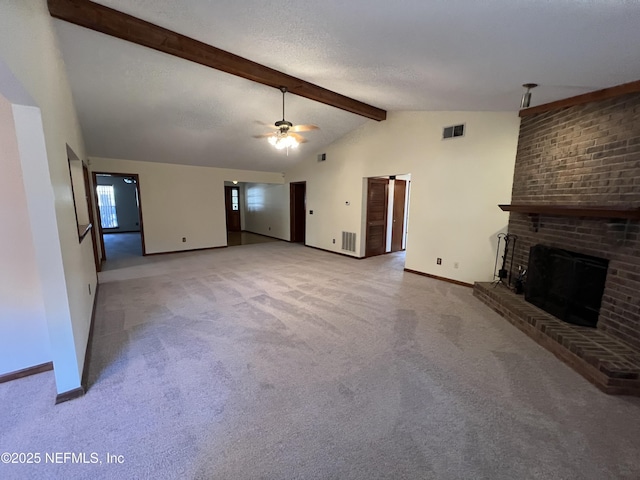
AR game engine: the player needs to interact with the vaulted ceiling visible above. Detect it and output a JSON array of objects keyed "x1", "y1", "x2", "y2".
[{"x1": 52, "y1": 0, "x2": 640, "y2": 172}]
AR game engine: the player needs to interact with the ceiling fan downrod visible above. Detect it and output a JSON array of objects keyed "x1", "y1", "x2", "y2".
[{"x1": 275, "y1": 86, "x2": 293, "y2": 129}]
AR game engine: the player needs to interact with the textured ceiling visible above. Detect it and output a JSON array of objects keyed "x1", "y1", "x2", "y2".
[{"x1": 53, "y1": 0, "x2": 640, "y2": 172}]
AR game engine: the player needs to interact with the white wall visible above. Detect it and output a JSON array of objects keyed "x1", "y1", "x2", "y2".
[
  {"x1": 285, "y1": 111, "x2": 520, "y2": 284},
  {"x1": 0, "y1": 1, "x2": 97, "y2": 394},
  {"x1": 0, "y1": 94, "x2": 50, "y2": 375},
  {"x1": 244, "y1": 183, "x2": 291, "y2": 240},
  {"x1": 90, "y1": 157, "x2": 284, "y2": 254}
]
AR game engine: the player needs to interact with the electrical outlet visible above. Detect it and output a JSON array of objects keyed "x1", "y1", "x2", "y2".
[
  {"x1": 269, "y1": 227, "x2": 271, "y2": 231},
  {"x1": 182, "y1": 237, "x2": 186, "y2": 242},
  {"x1": 332, "y1": 238, "x2": 336, "y2": 244},
  {"x1": 436, "y1": 258, "x2": 442, "y2": 265},
  {"x1": 454, "y1": 262, "x2": 459, "y2": 269}
]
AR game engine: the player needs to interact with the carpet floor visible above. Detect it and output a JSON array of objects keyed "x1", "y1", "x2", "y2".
[{"x1": 1, "y1": 242, "x2": 639, "y2": 479}]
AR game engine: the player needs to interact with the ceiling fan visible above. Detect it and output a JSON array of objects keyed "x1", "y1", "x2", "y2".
[{"x1": 254, "y1": 87, "x2": 319, "y2": 151}]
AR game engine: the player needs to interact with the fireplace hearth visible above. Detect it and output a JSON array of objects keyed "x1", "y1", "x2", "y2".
[{"x1": 525, "y1": 245, "x2": 608, "y2": 328}]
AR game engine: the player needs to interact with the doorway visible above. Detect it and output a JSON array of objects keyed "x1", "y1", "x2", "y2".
[
  {"x1": 93, "y1": 172, "x2": 145, "y2": 264},
  {"x1": 82, "y1": 163, "x2": 100, "y2": 271},
  {"x1": 365, "y1": 175, "x2": 410, "y2": 257},
  {"x1": 290, "y1": 182, "x2": 306, "y2": 243},
  {"x1": 390, "y1": 179, "x2": 407, "y2": 252},
  {"x1": 225, "y1": 186, "x2": 241, "y2": 232}
]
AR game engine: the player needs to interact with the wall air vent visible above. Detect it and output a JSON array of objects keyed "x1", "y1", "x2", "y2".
[
  {"x1": 342, "y1": 232, "x2": 356, "y2": 252},
  {"x1": 317, "y1": 153, "x2": 327, "y2": 162},
  {"x1": 443, "y1": 124, "x2": 465, "y2": 139}
]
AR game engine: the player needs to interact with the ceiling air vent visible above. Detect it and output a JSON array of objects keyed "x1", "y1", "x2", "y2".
[{"x1": 443, "y1": 124, "x2": 465, "y2": 140}]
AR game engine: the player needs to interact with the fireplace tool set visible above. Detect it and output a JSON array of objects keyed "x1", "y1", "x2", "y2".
[{"x1": 493, "y1": 233, "x2": 518, "y2": 289}]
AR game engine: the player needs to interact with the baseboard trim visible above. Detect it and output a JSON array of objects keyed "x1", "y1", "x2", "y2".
[
  {"x1": 0, "y1": 362, "x2": 53, "y2": 385},
  {"x1": 54, "y1": 283, "x2": 100, "y2": 405},
  {"x1": 404, "y1": 268, "x2": 473, "y2": 288},
  {"x1": 56, "y1": 387, "x2": 85, "y2": 405},
  {"x1": 80, "y1": 283, "x2": 100, "y2": 393},
  {"x1": 305, "y1": 244, "x2": 364, "y2": 259},
  {"x1": 144, "y1": 245, "x2": 227, "y2": 256}
]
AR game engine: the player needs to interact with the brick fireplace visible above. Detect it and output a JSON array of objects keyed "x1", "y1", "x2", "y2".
[{"x1": 474, "y1": 82, "x2": 640, "y2": 395}]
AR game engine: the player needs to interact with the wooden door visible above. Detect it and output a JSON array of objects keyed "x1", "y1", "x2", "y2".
[
  {"x1": 365, "y1": 178, "x2": 389, "y2": 257},
  {"x1": 391, "y1": 179, "x2": 407, "y2": 252},
  {"x1": 225, "y1": 186, "x2": 241, "y2": 232},
  {"x1": 290, "y1": 182, "x2": 306, "y2": 243}
]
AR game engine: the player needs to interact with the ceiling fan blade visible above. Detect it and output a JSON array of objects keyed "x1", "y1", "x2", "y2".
[
  {"x1": 289, "y1": 124, "x2": 319, "y2": 133},
  {"x1": 289, "y1": 132, "x2": 308, "y2": 144},
  {"x1": 255, "y1": 120, "x2": 276, "y2": 128},
  {"x1": 253, "y1": 133, "x2": 276, "y2": 138}
]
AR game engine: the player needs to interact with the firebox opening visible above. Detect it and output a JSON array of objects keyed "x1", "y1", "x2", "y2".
[{"x1": 525, "y1": 245, "x2": 609, "y2": 328}]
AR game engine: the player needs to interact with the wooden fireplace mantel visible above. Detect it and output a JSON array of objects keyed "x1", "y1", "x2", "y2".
[
  {"x1": 499, "y1": 204, "x2": 640, "y2": 232},
  {"x1": 499, "y1": 204, "x2": 640, "y2": 219}
]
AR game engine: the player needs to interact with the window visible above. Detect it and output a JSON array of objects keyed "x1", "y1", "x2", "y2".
[
  {"x1": 96, "y1": 185, "x2": 118, "y2": 228},
  {"x1": 231, "y1": 188, "x2": 239, "y2": 211}
]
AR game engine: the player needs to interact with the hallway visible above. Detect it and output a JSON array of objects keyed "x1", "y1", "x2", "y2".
[
  {"x1": 101, "y1": 233, "x2": 143, "y2": 271},
  {"x1": 101, "y1": 231, "x2": 281, "y2": 272},
  {"x1": 227, "y1": 231, "x2": 281, "y2": 247}
]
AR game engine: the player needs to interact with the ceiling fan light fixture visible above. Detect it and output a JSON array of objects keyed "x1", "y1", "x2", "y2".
[
  {"x1": 254, "y1": 86, "x2": 315, "y2": 152},
  {"x1": 269, "y1": 134, "x2": 299, "y2": 150}
]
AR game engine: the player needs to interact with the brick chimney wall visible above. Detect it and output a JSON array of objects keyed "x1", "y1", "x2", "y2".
[{"x1": 507, "y1": 93, "x2": 640, "y2": 349}]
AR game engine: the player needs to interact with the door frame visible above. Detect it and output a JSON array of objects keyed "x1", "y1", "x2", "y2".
[
  {"x1": 364, "y1": 175, "x2": 411, "y2": 257},
  {"x1": 92, "y1": 171, "x2": 146, "y2": 260},
  {"x1": 390, "y1": 179, "x2": 407, "y2": 253},
  {"x1": 290, "y1": 181, "x2": 306, "y2": 243},
  {"x1": 82, "y1": 162, "x2": 100, "y2": 271}
]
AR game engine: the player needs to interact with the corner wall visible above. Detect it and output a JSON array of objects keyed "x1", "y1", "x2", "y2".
[
  {"x1": 285, "y1": 111, "x2": 520, "y2": 284},
  {"x1": 0, "y1": 1, "x2": 96, "y2": 394},
  {"x1": 0, "y1": 94, "x2": 50, "y2": 375}
]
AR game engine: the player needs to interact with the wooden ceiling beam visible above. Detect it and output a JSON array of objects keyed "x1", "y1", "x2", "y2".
[{"x1": 48, "y1": 0, "x2": 387, "y2": 121}]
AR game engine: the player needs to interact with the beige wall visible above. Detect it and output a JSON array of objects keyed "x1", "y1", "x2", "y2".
[
  {"x1": 285, "y1": 111, "x2": 520, "y2": 284},
  {"x1": 243, "y1": 183, "x2": 291, "y2": 240},
  {"x1": 0, "y1": 94, "x2": 51, "y2": 375},
  {"x1": 90, "y1": 157, "x2": 284, "y2": 254},
  {"x1": 0, "y1": 0, "x2": 96, "y2": 393}
]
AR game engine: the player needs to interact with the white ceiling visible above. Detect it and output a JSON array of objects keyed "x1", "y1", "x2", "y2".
[{"x1": 53, "y1": 0, "x2": 640, "y2": 172}]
